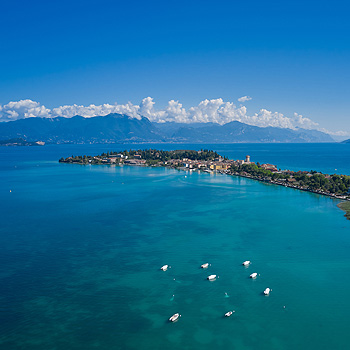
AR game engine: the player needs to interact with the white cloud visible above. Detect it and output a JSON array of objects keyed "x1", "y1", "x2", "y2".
[
  {"x1": 238, "y1": 96, "x2": 252, "y2": 103},
  {"x1": 164, "y1": 100, "x2": 188, "y2": 123},
  {"x1": 0, "y1": 99, "x2": 51, "y2": 121},
  {"x1": 52, "y1": 102, "x2": 141, "y2": 120},
  {"x1": 0, "y1": 97, "x2": 347, "y2": 136},
  {"x1": 139, "y1": 97, "x2": 166, "y2": 121},
  {"x1": 320, "y1": 129, "x2": 349, "y2": 136}
]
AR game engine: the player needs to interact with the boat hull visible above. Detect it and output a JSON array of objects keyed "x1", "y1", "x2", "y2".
[{"x1": 169, "y1": 313, "x2": 180, "y2": 322}]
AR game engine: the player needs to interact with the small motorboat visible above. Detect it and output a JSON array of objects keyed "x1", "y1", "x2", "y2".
[
  {"x1": 169, "y1": 313, "x2": 181, "y2": 322},
  {"x1": 207, "y1": 274, "x2": 217, "y2": 280},
  {"x1": 160, "y1": 265, "x2": 169, "y2": 271},
  {"x1": 225, "y1": 311, "x2": 235, "y2": 317},
  {"x1": 201, "y1": 263, "x2": 209, "y2": 269},
  {"x1": 263, "y1": 288, "x2": 271, "y2": 295},
  {"x1": 242, "y1": 260, "x2": 251, "y2": 266},
  {"x1": 250, "y1": 272, "x2": 258, "y2": 278}
]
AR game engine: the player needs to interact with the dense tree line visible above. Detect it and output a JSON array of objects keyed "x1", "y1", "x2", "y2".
[
  {"x1": 293, "y1": 172, "x2": 350, "y2": 193},
  {"x1": 108, "y1": 149, "x2": 222, "y2": 161},
  {"x1": 59, "y1": 149, "x2": 223, "y2": 165},
  {"x1": 230, "y1": 164, "x2": 290, "y2": 180},
  {"x1": 59, "y1": 155, "x2": 100, "y2": 164},
  {"x1": 230, "y1": 163, "x2": 350, "y2": 195}
]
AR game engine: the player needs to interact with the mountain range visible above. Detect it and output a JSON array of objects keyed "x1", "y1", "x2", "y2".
[{"x1": 0, "y1": 113, "x2": 334, "y2": 144}]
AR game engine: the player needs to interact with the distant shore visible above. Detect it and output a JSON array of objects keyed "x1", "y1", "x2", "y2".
[{"x1": 0, "y1": 138, "x2": 45, "y2": 146}]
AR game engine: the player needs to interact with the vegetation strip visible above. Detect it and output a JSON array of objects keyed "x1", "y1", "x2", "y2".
[{"x1": 338, "y1": 201, "x2": 350, "y2": 220}]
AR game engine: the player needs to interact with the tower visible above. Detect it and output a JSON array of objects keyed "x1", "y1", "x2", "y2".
[{"x1": 245, "y1": 155, "x2": 250, "y2": 163}]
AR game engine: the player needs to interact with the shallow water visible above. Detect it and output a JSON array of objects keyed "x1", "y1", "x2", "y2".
[{"x1": 1, "y1": 144, "x2": 350, "y2": 349}]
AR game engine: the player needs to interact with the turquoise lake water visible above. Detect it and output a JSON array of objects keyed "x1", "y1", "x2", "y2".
[{"x1": 1, "y1": 143, "x2": 350, "y2": 350}]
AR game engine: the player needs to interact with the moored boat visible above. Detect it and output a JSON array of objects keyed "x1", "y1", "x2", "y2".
[
  {"x1": 160, "y1": 265, "x2": 169, "y2": 271},
  {"x1": 207, "y1": 274, "x2": 217, "y2": 280},
  {"x1": 242, "y1": 260, "x2": 251, "y2": 266},
  {"x1": 263, "y1": 288, "x2": 271, "y2": 295},
  {"x1": 169, "y1": 313, "x2": 181, "y2": 322},
  {"x1": 225, "y1": 311, "x2": 235, "y2": 317},
  {"x1": 250, "y1": 272, "x2": 258, "y2": 278},
  {"x1": 201, "y1": 262, "x2": 209, "y2": 268}
]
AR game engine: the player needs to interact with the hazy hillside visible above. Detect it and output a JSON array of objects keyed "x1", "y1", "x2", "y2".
[
  {"x1": 0, "y1": 114, "x2": 165, "y2": 143},
  {"x1": 154, "y1": 121, "x2": 334, "y2": 143},
  {"x1": 0, "y1": 114, "x2": 334, "y2": 144}
]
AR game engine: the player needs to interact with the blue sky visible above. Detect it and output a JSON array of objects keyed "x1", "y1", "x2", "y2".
[{"x1": 0, "y1": 0, "x2": 349, "y2": 134}]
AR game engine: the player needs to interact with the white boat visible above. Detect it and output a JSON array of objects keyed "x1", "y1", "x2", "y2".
[
  {"x1": 169, "y1": 313, "x2": 180, "y2": 322},
  {"x1": 242, "y1": 260, "x2": 251, "y2": 266},
  {"x1": 160, "y1": 265, "x2": 169, "y2": 271},
  {"x1": 263, "y1": 288, "x2": 271, "y2": 295},
  {"x1": 225, "y1": 311, "x2": 235, "y2": 317},
  {"x1": 250, "y1": 272, "x2": 258, "y2": 278},
  {"x1": 201, "y1": 263, "x2": 209, "y2": 269},
  {"x1": 207, "y1": 274, "x2": 217, "y2": 280}
]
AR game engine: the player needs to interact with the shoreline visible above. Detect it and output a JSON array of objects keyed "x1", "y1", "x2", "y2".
[
  {"x1": 187, "y1": 167, "x2": 350, "y2": 221},
  {"x1": 63, "y1": 161, "x2": 350, "y2": 219},
  {"x1": 337, "y1": 202, "x2": 350, "y2": 220},
  {"x1": 225, "y1": 171, "x2": 350, "y2": 202},
  {"x1": 66, "y1": 160, "x2": 350, "y2": 203},
  {"x1": 59, "y1": 149, "x2": 350, "y2": 219}
]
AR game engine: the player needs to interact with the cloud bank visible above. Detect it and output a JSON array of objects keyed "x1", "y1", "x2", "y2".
[
  {"x1": 0, "y1": 97, "x2": 344, "y2": 135},
  {"x1": 238, "y1": 96, "x2": 252, "y2": 103}
]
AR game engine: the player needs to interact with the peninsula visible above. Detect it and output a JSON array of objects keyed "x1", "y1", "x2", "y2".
[{"x1": 59, "y1": 149, "x2": 350, "y2": 204}]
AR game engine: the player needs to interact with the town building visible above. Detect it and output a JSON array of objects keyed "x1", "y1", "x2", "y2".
[{"x1": 261, "y1": 163, "x2": 278, "y2": 171}]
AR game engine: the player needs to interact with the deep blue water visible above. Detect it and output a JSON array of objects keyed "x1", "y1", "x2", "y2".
[{"x1": 1, "y1": 143, "x2": 350, "y2": 350}]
